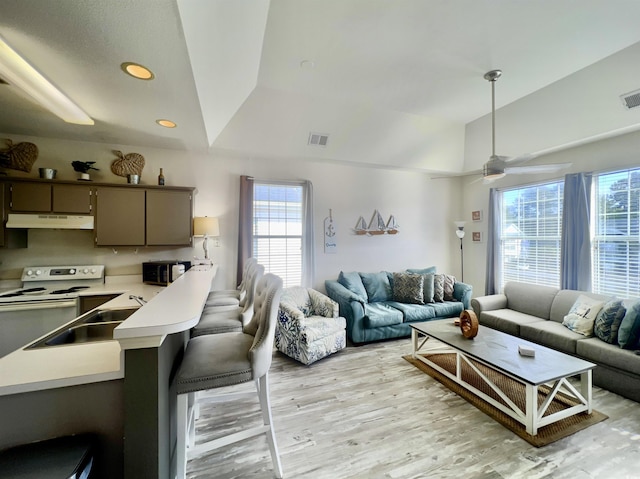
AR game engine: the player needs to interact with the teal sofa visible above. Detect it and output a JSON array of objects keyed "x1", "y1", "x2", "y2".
[{"x1": 325, "y1": 268, "x2": 472, "y2": 344}]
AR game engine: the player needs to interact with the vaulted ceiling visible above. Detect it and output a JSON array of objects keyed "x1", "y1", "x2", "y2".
[{"x1": 1, "y1": 0, "x2": 640, "y2": 175}]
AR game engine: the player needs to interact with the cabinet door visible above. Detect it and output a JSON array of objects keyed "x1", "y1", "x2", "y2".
[
  {"x1": 95, "y1": 187, "x2": 145, "y2": 246},
  {"x1": 0, "y1": 183, "x2": 4, "y2": 247},
  {"x1": 52, "y1": 184, "x2": 92, "y2": 214},
  {"x1": 146, "y1": 189, "x2": 192, "y2": 246},
  {"x1": 10, "y1": 183, "x2": 51, "y2": 212}
]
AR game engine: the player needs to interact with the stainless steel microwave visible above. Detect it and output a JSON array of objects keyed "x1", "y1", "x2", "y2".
[{"x1": 142, "y1": 260, "x2": 192, "y2": 285}]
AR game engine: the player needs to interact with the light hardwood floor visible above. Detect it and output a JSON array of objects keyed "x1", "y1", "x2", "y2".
[{"x1": 189, "y1": 338, "x2": 640, "y2": 479}]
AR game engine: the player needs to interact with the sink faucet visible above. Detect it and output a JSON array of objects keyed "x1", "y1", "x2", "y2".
[{"x1": 129, "y1": 295, "x2": 147, "y2": 306}]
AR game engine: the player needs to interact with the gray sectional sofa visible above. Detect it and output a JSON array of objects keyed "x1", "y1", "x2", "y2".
[{"x1": 472, "y1": 281, "x2": 640, "y2": 403}]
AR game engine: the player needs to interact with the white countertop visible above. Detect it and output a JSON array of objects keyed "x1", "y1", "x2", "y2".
[{"x1": 0, "y1": 265, "x2": 217, "y2": 396}]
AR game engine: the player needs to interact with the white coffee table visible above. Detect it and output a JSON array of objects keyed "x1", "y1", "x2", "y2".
[{"x1": 411, "y1": 319, "x2": 596, "y2": 435}]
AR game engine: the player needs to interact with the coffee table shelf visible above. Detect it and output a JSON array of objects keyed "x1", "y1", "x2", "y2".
[{"x1": 411, "y1": 319, "x2": 596, "y2": 435}]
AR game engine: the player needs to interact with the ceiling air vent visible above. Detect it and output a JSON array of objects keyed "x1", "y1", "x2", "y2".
[
  {"x1": 308, "y1": 132, "x2": 329, "y2": 147},
  {"x1": 620, "y1": 89, "x2": 640, "y2": 109}
]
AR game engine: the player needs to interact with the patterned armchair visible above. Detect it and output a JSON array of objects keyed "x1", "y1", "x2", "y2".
[{"x1": 276, "y1": 287, "x2": 347, "y2": 365}]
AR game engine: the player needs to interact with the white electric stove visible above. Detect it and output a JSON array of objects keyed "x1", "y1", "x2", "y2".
[{"x1": 0, "y1": 265, "x2": 106, "y2": 357}]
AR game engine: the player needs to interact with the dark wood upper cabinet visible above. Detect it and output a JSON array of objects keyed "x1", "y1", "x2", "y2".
[
  {"x1": 146, "y1": 189, "x2": 193, "y2": 246},
  {"x1": 52, "y1": 184, "x2": 92, "y2": 214},
  {"x1": 10, "y1": 183, "x2": 51, "y2": 212},
  {"x1": 94, "y1": 187, "x2": 146, "y2": 246}
]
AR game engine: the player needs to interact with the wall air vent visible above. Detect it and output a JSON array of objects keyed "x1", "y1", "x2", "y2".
[
  {"x1": 308, "y1": 132, "x2": 329, "y2": 147},
  {"x1": 620, "y1": 89, "x2": 640, "y2": 109}
]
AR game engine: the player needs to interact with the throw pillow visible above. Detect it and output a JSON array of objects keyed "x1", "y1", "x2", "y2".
[
  {"x1": 618, "y1": 301, "x2": 640, "y2": 349},
  {"x1": 443, "y1": 274, "x2": 456, "y2": 301},
  {"x1": 360, "y1": 272, "x2": 392, "y2": 303},
  {"x1": 561, "y1": 295, "x2": 604, "y2": 337},
  {"x1": 392, "y1": 272, "x2": 424, "y2": 305},
  {"x1": 337, "y1": 271, "x2": 368, "y2": 303},
  {"x1": 593, "y1": 299, "x2": 626, "y2": 345},
  {"x1": 433, "y1": 274, "x2": 445, "y2": 302},
  {"x1": 422, "y1": 273, "x2": 435, "y2": 303}
]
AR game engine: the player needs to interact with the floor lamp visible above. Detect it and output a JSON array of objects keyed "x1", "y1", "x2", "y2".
[{"x1": 454, "y1": 221, "x2": 466, "y2": 282}]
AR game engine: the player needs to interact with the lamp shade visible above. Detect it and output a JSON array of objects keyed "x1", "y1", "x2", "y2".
[
  {"x1": 454, "y1": 220, "x2": 466, "y2": 239},
  {"x1": 193, "y1": 216, "x2": 219, "y2": 237}
]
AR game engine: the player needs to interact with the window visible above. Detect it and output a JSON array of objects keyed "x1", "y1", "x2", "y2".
[
  {"x1": 592, "y1": 169, "x2": 640, "y2": 297},
  {"x1": 253, "y1": 182, "x2": 304, "y2": 288},
  {"x1": 499, "y1": 181, "x2": 564, "y2": 289}
]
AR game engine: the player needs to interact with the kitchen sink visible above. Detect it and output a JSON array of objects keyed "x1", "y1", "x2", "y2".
[
  {"x1": 80, "y1": 307, "x2": 140, "y2": 324},
  {"x1": 26, "y1": 307, "x2": 139, "y2": 349}
]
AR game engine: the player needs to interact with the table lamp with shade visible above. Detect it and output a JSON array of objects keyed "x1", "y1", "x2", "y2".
[{"x1": 193, "y1": 216, "x2": 220, "y2": 261}]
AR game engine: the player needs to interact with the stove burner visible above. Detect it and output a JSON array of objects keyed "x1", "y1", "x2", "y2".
[
  {"x1": 0, "y1": 287, "x2": 46, "y2": 298},
  {"x1": 50, "y1": 285, "x2": 91, "y2": 295}
]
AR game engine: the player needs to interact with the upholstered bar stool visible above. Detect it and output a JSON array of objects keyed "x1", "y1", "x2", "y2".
[
  {"x1": 204, "y1": 258, "x2": 258, "y2": 309},
  {"x1": 175, "y1": 273, "x2": 284, "y2": 479},
  {"x1": 192, "y1": 264, "x2": 264, "y2": 336}
]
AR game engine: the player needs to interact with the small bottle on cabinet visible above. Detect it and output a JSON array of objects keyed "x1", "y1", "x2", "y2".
[{"x1": 158, "y1": 168, "x2": 165, "y2": 186}]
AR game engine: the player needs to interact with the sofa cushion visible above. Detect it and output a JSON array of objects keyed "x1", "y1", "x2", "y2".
[
  {"x1": 504, "y1": 282, "x2": 559, "y2": 320},
  {"x1": 429, "y1": 301, "x2": 464, "y2": 318},
  {"x1": 561, "y1": 295, "x2": 605, "y2": 337},
  {"x1": 519, "y1": 321, "x2": 583, "y2": 354},
  {"x1": 618, "y1": 301, "x2": 640, "y2": 350},
  {"x1": 407, "y1": 266, "x2": 437, "y2": 275},
  {"x1": 478, "y1": 309, "x2": 542, "y2": 336},
  {"x1": 363, "y1": 303, "x2": 403, "y2": 328},
  {"x1": 392, "y1": 272, "x2": 424, "y2": 304},
  {"x1": 338, "y1": 271, "x2": 368, "y2": 303},
  {"x1": 593, "y1": 299, "x2": 626, "y2": 345},
  {"x1": 433, "y1": 274, "x2": 445, "y2": 302},
  {"x1": 576, "y1": 337, "x2": 640, "y2": 374},
  {"x1": 386, "y1": 301, "x2": 436, "y2": 322},
  {"x1": 360, "y1": 272, "x2": 392, "y2": 302}
]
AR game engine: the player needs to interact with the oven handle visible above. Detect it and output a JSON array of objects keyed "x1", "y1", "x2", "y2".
[{"x1": 0, "y1": 300, "x2": 77, "y2": 312}]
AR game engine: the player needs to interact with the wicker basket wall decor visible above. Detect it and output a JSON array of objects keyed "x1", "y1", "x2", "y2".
[
  {"x1": 110, "y1": 150, "x2": 145, "y2": 177},
  {"x1": 0, "y1": 139, "x2": 39, "y2": 172}
]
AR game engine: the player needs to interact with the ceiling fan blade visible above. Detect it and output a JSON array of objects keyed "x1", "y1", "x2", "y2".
[
  {"x1": 504, "y1": 152, "x2": 537, "y2": 164},
  {"x1": 504, "y1": 163, "x2": 572, "y2": 175}
]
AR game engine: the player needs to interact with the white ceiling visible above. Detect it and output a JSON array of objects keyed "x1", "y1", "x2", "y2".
[{"x1": 1, "y1": 0, "x2": 640, "y2": 174}]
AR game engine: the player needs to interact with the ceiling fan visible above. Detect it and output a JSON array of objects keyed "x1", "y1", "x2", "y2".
[{"x1": 480, "y1": 69, "x2": 571, "y2": 182}]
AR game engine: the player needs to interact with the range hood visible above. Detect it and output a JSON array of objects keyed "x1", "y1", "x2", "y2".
[{"x1": 6, "y1": 214, "x2": 94, "y2": 230}]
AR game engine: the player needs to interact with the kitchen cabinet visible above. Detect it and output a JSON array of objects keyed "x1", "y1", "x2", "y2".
[
  {"x1": 52, "y1": 184, "x2": 92, "y2": 213},
  {"x1": 0, "y1": 183, "x2": 27, "y2": 248},
  {"x1": 10, "y1": 182, "x2": 51, "y2": 212},
  {"x1": 9, "y1": 182, "x2": 92, "y2": 214},
  {"x1": 95, "y1": 187, "x2": 146, "y2": 246},
  {"x1": 146, "y1": 189, "x2": 192, "y2": 246},
  {"x1": 78, "y1": 293, "x2": 121, "y2": 315}
]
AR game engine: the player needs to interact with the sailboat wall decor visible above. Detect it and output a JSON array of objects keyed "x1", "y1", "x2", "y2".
[
  {"x1": 354, "y1": 216, "x2": 368, "y2": 235},
  {"x1": 353, "y1": 210, "x2": 399, "y2": 235}
]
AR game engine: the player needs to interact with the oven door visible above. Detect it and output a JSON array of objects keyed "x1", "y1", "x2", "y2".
[{"x1": 0, "y1": 298, "x2": 78, "y2": 358}]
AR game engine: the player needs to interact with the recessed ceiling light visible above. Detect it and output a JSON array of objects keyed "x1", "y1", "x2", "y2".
[
  {"x1": 156, "y1": 119, "x2": 176, "y2": 128},
  {"x1": 121, "y1": 62, "x2": 154, "y2": 80}
]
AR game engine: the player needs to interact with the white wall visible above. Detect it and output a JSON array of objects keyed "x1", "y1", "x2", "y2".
[{"x1": 0, "y1": 134, "x2": 464, "y2": 292}]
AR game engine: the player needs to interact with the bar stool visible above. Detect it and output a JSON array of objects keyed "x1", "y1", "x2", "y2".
[
  {"x1": 175, "y1": 273, "x2": 284, "y2": 479},
  {"x1": 192, "y1": 264, "x2": 264, "y2": 336},
  {"x1": 204, "y1": 258, "x2": 258, "y2": 309}
]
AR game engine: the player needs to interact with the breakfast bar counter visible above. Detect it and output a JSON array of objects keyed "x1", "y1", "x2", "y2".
[{"x1": 0, "y1": 264, "x2": 217, "y2": 479}]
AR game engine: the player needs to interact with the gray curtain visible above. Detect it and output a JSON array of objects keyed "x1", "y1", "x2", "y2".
[
  {"x1": 561, "y1": 172, "x2": 592, "y2": 291},
  {"x1": 237, "y1": 175, "x2": 254, "y2": 286},
  {"x1": 301, "y1": 180, "x2": 315, "y2": 287},
  {"x1": 485, "y1": 188, "x2": 502, "y2": 295}
]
